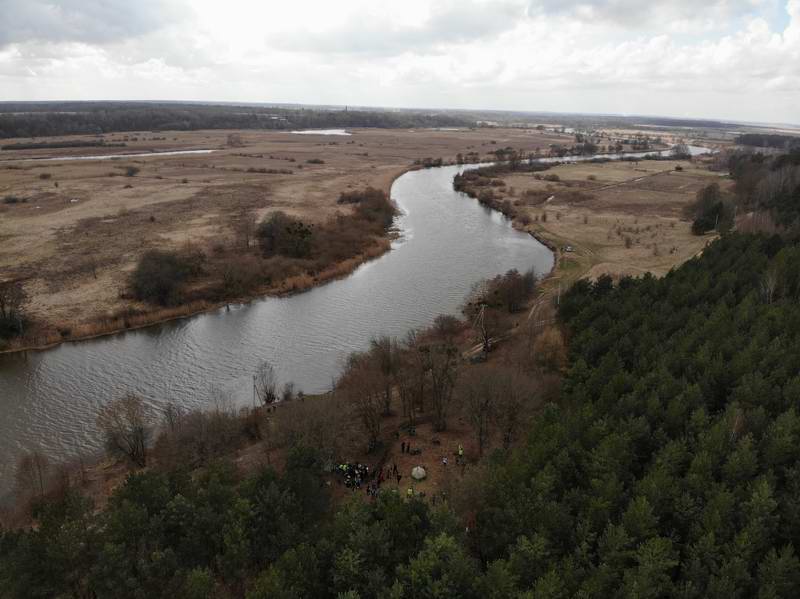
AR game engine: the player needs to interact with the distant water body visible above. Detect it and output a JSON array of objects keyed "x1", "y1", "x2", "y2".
[{"x1": 290, "y1": 129, "x2": 352, "y2": 136}]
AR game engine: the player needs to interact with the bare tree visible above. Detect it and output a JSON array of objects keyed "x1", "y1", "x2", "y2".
[
  {"x1": 495, "y1": 370, "x2": 538, "y2": 450},
  {"x1": 254, "y1": 361, "x2": 278, "y2": 406},
  {"x1": 162, "y1": 400, "x2": 183, "y2": 433},
  {"x1": 460, "y1": 368, "x2": 498, "y2": 457},
  {"x1": 233, "y1": 204, "x2": 257, "y2": 250},
  {"x1": 370, "y1": 335, "x2": 399, "y2": 415},
  {"x1": 339, "y1": 353, "x2": 384, "y2": 451},
  {"x1": 15, "y1": 450, "x2": 50, "y2": 498},
  {"x1": 97, "y1": 394, "x2": 152, "y2": 467},
  {"x1": 761, "y1": 267, "x2": 779, "y2": 304},
  {"x1": 426, "y1": 343, "x2": 460, "y2": 431}
]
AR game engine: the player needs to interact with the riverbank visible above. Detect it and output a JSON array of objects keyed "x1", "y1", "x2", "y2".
[
  {"x1": 1, "y1": 127, "x2": 576, "y2": 354},
  {"x1": 456, "y1": 154, "x2": 726, "y2": 289},
  {"x1": 0, "y1": 235, "x2": 394, "y2": 354}
]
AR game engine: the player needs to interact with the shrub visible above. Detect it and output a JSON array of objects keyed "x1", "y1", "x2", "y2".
[
  {"x1": 306, "y1": 158, "x2": 325, "y2": 164},
  {"x1": 125, "y1": 166, "x2": 140, "y2": 177},
  {"x1": 220, "y1": 255, "x2": 262, "y2": 296},
  {"x1": 39, "y1": 173, "x2": 52, "y2": 180},
  {"x1": 130, "y1": 249, "x2": 203, "y2": 305},
  {"x1": 257, "y1": 212, "x2": 314, "y2": 258},
  {"x1": 2, "y1": 195, "x2": 26, "y2": 204}
]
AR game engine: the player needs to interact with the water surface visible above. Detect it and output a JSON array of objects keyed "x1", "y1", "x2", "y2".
[{"x1": 0, "y1": 164, "x2": 552, "y2": 492}]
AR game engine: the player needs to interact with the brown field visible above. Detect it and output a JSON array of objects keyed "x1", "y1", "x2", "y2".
[
  {"x1": 0, "y1": 127, "x2": 572, "y2": 345},
  {"x1": 498, "y1": 157, "x2": 730, "y2": 284}
]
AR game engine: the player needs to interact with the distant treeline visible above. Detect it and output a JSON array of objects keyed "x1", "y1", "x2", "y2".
[
  {"x1": 735, "y1": 133, "x2": 800, "y2": 150},
  {"x1": 0, "y1": 102, "x2": 473, "y2": 139}
]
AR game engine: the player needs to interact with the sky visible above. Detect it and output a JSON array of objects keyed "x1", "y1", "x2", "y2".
[{"x1": 0, "y1": 0, "x2": 799, "y2": 124}]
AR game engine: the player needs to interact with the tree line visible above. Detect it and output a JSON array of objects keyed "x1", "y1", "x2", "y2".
[{"x1": 0, "y1": 103, "x2": 472, "y2": 139}]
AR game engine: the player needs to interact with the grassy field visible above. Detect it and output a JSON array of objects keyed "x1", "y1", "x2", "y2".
[
  {"x1": 0, "y1": 127, "x2": 570, "y2": 342},
  {"x1": 499, "y1": 157, "x2": 729, "y2": 286}
]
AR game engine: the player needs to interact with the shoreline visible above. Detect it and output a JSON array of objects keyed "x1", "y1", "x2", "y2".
[{"x1": 1, "y1": 166, "x2": 415, "y2": 356}]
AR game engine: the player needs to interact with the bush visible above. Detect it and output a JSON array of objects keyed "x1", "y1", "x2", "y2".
[
  {"x1": 306, "y1": 158, "x2": 325, "y2": 164},
  {"x1": 125, "y1": 166, "x2": 140, "y2": 177},
  {"x1": 2, "y1": 195, "x2": 26, "y2": 204},
  {"x1": 39, "y1": 173, "x2": 52, "y2": 180},
  {"x1": 130, "y1": 250, "x2": 203, "y2": 305},
  {"x1": 220, "y1": 255, "x2": 262, "y2": 296},
  {"x1": 257, "y1": 212, "x2": 314, "y2": 258}
]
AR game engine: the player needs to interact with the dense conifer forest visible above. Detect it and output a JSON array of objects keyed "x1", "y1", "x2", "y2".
[{"x1": 1, "y1": 148, "x2": 800, "y2": 598}]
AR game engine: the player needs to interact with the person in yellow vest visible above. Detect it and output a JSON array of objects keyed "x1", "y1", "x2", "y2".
[
  {"x1": 407, "y1": 487, "x2": 414, "y2": 499},
  {"x1": 457, "y1": 444, "x2": 464, "y2": 464}
]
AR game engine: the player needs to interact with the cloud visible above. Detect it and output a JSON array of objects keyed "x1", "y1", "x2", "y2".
[
  {"x1": 528, "y1": 0, "x2": 775, "y2": 30},
  {"x1": 0, "y1": 0, "x2": 183, "y2": 47},
  {"x1": 0, "y1": 0, "x2": 798, "y2": 124},
  {"x1": 271, "y1": 0, "x2": 525, "y2": 56}
]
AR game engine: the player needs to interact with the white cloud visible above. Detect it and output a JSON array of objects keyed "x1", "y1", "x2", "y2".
[{"x1": 0, "y1": 0, "x2": 798, "y2": 124}]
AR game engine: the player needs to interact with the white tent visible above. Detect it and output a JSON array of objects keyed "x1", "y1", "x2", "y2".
[{"x1": 411, "y1": 466, "x2": 427, "y2": 481}]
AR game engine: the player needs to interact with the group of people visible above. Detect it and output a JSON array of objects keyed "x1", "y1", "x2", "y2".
[
  {"x1": 363, "y1": 463, "x2": 404, "y2": 499},
  {"x1": 337, "y1": 462, "x2": 370, "y2": 489}
]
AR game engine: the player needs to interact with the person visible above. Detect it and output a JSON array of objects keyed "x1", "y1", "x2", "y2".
[
  {"x1": 407, "y1": 487, "x2": 414, "y2": 499},
  {"x1": 401, "y1": 441, "x2": 406, "y2": 453},
  {"x1": 457, "y1": 444, "x2": 464, "y2": 464},
  {"x1": 442, "y1": 456, "x2": 448, "y2": 467},
  {"x1": 396, "y1": 473, "x2": 402, "y2": 485}
]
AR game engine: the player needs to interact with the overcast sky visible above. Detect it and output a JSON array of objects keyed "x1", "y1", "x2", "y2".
[{"x1": 0, "y1": 0, "x2": 798, "y2": 124}]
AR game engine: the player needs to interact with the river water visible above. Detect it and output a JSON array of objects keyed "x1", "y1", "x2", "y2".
[
  {"x1": 0, "y1": 145, "x2": 709, "y2": 492},
  {"x1": 0, "y1": 163, "x2": 554, "y2": 492}
]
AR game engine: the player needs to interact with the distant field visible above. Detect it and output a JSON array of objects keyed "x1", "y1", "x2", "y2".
[
  {"x1": 502, "y1": 158, "x2": 729, "y2": 282},
  {"x1": 0, "y1": 127, "x2": 571, "y2": 332}
]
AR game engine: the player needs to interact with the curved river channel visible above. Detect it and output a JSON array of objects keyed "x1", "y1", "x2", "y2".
[
  {"x1": 0, "y1": 163, "x2": 554, "y2": 492},
  {"x1": 0, "y1": 146, "x2": 708, "y2": 492}
]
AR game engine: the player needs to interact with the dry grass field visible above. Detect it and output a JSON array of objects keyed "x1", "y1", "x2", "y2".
[
  {"x1": 0, "y1": 127, "x2": 571, "y2": 342},
  {"x1": 497, "y1": 157, "x2": 729, "y2": 284}
]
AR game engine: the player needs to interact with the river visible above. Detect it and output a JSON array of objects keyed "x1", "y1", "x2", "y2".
[
  {"x1": 0, "y1": 163, "x2": 554, "y2": 493},
  {"x1": 0, "y1": 145, "x2": 709, "y2": 493}
]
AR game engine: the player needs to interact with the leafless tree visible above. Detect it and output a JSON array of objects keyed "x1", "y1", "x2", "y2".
[
  {"x1": 425, "y1": 343, "x2": 460, "y2": 431},
  {"x1": 761, "y1": 267, "x2": 779, "y2": 304},
  {"x1": 275, "y1": 393, "x2": 356, "y2": 465},
  {"x1": 339, "y1": 353, "x2": 384, "y2": 450},
  {"x1": 162, "y1": 399, "x2": 183, "y2": 433},
  {"x1": 404, "y1": 330, "x2": 430, "y2": 415},
  {"x1": 96, "y1": 394, "x2": 152, "y2": 467},
  {"x1": 494, "y1": 369, "x2": 539, "y2": 450},
  {"x1": 370, "y1": 335, "x2": 399, "y2": 415},
  {"x1": 460, "y1": 368, "x2": 499, "y2": 457},
  {"x1": 254, "y1": 361, "x2": 278, "y2": 406},
  {"x1": 15, "y1": 450, "x2": 50, "y2": 498},
  {"x1": 233, "y1": 204, "x2": 257, "y2": 250}
]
